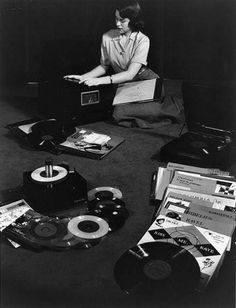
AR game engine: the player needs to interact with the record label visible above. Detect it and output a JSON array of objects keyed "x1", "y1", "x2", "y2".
[
  {"x1": 88, "y1": 187, "x2": 123, "y2": 201},
  {"x1": 26, "y1": 217, "x2": 67, "y2": 244},
  {"x1": 31, "y1": 166, "x2": 68, "y2": 183},
  {"x1": 78, "y1": 220, "x2": 100, "y2": 233},
  {"x1": 34, "y1": 222, "x2": 58, "y2": 238},
  {"x1": 67, "y1": 215, "x2": 109, "y2": 240},
  {"x1": 143, "y1": 260, "x2": 172, "y2": 280}
]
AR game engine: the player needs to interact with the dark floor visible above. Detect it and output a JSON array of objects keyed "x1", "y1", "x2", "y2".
[{"x1": 0, "y1": 79, "x2": 235, "y2": 308}]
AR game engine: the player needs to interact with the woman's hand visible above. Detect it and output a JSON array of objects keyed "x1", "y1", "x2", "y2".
[
  {"x1": 63, "y1": 75, "x2": 82, "y2": 83},
  {"x1": 63, "y1": 75, "x2": 101, "y2": 86},
  {"x1": 83, "y1": 77, "x2": 101, "y2": 87}
]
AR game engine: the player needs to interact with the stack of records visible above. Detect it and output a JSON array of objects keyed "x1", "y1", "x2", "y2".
[
  {"x1": 0, "y1": 200, "x2": 110, "y2": 251},
  {"x1": 114, "y1": 162, "x2": 236, "y2": 298},
  {"x1": 147, "y1": 162, "x2": 236, "y2": 290}
]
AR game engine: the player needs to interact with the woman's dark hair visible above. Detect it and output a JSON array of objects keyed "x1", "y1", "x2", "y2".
[{"x1": 116, "y1": 0, "x2": 144, "y2": 32}]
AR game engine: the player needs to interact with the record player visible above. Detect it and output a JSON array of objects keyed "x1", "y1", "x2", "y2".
[
  {"x1": 6, "y1": 118, "x2": 74, "y2": 155},
  {"x1": 160, "y1": 81, "x2": 236, "y2": 168},
  {"x1": 39, "y1": 79, "x2": 115, "y2": 125},
  {"x1": 160, "y1": 122, "x2": 234, "y2": 168}
]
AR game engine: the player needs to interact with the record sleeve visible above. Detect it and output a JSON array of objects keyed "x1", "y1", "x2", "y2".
[
  {"x1": 138, "y1": 215, "x2": 231, "y2": 290},
  {"x1": 58, "y1": 127, "x2": 125, "y2": 160},
  {"x1": 2, "y1": 208, "x2": 97, "y2": 251}
]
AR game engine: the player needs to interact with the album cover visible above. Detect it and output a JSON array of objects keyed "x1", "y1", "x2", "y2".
[
  {"x1": 1, "y1": 199, "x2": 44, "y2": 250},
  {"x1": 158, "y1": 196, "x2": 236, "y2": 237},
  {"x1": 170, "y1": 171, "x2": 236, "y2": 198},
  {"x1": 153, "y1": 167, "x2": 172, "y2": 201},
  {"x1": 138, "y1": 215, "x2": 231, "y2": 291},
  {"x1": 166, "y1": 162, "x2": 231, "y2": 177},
  {"x1": 112, "y1": 78, "x2": 157, "y2": 105},
  {"x1": 58, "y1": 127, "x2": 125, "y2": 159},
  {"x1": 153, "y1": 163, "x2": 232, "y2": 202},
  {"x1": 163, "y1": 188, "x2": 236, "y2": 212},
  {"x1": 0, "y1": 199, "x2": 31, "y2": 232}
]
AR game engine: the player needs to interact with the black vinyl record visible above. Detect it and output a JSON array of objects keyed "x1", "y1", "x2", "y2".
[
  {"x1": 114, "y1": 242, "x2": 200, "y2": 298},
  {"x1": 88, "y1": 198, "x2": 126, "y2": 212},
  {"x1": 28, "y1": 119, "x2": 75, "y2": 148},
  {"x1": 88, "y1": 199, "x2": 129, "y2": 232}
]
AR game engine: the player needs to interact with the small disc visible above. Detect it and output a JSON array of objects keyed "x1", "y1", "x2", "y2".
[
  {"x1": 67, "y1": 215, "x2": 109, "y2": 240},
  {"x1": 88, "y1": 187, "x2": 123, "y2": 201},
  {"x1": 31, "y1": 165, "x2": 68, "y2": 183}
]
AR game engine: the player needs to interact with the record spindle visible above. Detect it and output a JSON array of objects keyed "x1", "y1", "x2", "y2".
[{"x1": 45, "y1": 158, "x2": 53, "y2": 178}]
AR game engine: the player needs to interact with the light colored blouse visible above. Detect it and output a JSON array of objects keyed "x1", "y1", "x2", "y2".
[{"x1": 100, "y1": 29, "x2": 150, "y2": 73}]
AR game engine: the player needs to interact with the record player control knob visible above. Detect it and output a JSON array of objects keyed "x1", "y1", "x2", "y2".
[
  {"x1": 225, "y1": 136, "x2": 232, "y2": 144},
  {"x1": 45, "y1": 158, "x2": 53, "y2": 178}
]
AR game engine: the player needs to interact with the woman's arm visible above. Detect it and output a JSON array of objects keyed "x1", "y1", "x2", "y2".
[
  {"x1": 64, "y1": 65, "x2": 108, "y2": 82},
  {"x1": 82, "y1": 62, "x2": 142, "y2": 87}
]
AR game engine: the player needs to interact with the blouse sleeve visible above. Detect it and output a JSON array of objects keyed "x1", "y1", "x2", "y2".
[
  {"x1": 130, "y1": 36, "x2": 150, "y2": 66},
  {"x1": 100, "y1": 34, "x2": 110, "y2": 68}
]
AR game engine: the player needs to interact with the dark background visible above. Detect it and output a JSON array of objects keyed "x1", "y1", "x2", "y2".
[
  {"x1": 0, "y1": 2, "x2": 236, "y2": 307},
  {"x1": 0, "y1": 0, "x2": 236, "y2": 85}
]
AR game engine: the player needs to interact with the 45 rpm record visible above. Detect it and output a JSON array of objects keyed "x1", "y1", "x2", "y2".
[
  {"x1": 50, "y1": 218, "x2": 99, "y2": 250},
  {"x1": 88, "y1": 187, "x2": 123, "y2": 201},
  {"x1": 88, "y1": 199, "x2": 129, "y2": 232},
  {"x1": 25, "y1": 217, "x2": 67, "y2": 247},
  {"x1": 31, "y1": 165, "x2": 68, "y2": 183},
  {"x1": 88, "y1": 198, "x2": 126, "y2": 212},
  {"x1": 114, "y1": 242, "x2": 200, "y2": 298},
  {"x1": 67, "y1": 215, "x2": 109, "y2": 240}
]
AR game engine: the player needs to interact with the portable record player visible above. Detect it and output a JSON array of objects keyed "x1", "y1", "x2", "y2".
[
  {"x1": 160, "y1": 81, "x2": 236, "y2": 168},
  {"x1": 160, "y1": 122, "x2": 234, "y2": 168},
  {"x1": 38, "y1": 79, "x2": 115, "y2": 125},
  {"x1": 7, "y1": 118, "x2": 125, "y2": 158},
  {"x1": 23, "y1": 158, "x2": 87, "y2": 214},
  {"x1": 6, "y1": 118, "x2": 75, "y2": 154}
]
